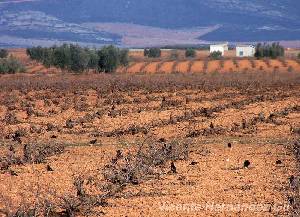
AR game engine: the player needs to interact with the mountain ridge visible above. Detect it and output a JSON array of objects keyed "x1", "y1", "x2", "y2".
[{"x1": 1, "y1": 0, "x2": 300, "y2": 47}]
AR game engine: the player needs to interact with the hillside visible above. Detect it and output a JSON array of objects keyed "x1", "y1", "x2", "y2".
[{"x1": 1, "y1": 0, "x2": 300, "y2": 47}]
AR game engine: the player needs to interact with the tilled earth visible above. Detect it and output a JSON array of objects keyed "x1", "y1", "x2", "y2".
[{"x1": 0, "y1": 73, "x2": 299, "y2": 216}]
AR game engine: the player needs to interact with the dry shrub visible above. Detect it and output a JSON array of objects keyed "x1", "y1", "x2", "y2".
[
  {"x1": 263, "y1": 58, "x2": 271, "y2": 67},
  {"x1": 291, "y1": 126, "x2": 300, "y2": 136},
  {"x1": 0, "y1": 72, "x2": 299, "y2": 95},
  {"x1": 103, "y1": 139, "x2": 190, "y2": 187},
  {"x1": 0, "y1": 143, "x2": 65, "y2": 172},
  {"x1": 46, "y1": 123, "x2": 58, "y2": 132},
  {"x1": 0, "y1": 146, "x2": 22, "y2": 171},
  {"x1": 0, "y1": 193, "x2": 54, "y2": 217},
  {"x1": 187, "y1": 123, "x2": 226, "y2": 138},
  {"x1": 65, "y1": 119, "x2": 75, "y2": 129},
  {"x1": 23, "y1": 143, "x2": 65, "y2": 164},
  {"x1": 219, "y1": 59, "x2": 225, "y2": 69},
  {"x1": 76, "y1": 113, "x2": 96, "y2": 124},
  {"x1": 4, "y1": 112, "x2": 19, "y2": 125},
  {"x1": 188, "y1": 61, "x2": 194, "y2": 72},
  {"x1": 233, "y1": 59, "x2": 239, "y2": 68},
  {"x1": 25, "y1": 106, "x2": 35, "y2": 117},
  {"x1": 160, "y1": 97, "x2": 182, "y2": 109},
  {"x1": 0, "y1": 139, "x2": 190, "y2": 216},
  {"x1": 74, "y1": 97, "x2": 90, "y2": 112},
  {"x1": 30, "y1": 125, "x2": 44, "y2": 134},
  {"x1": 279, "y1": 58, "x2": 288, "y2": 67},
  {"x1": 249, "y1": 59, "x2": 256, "y2": 68},
  {"x1": 203, "y1": 59, "x2": 208, "y2": 72}
]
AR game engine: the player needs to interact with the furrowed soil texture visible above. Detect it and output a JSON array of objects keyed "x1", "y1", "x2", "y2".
[{"x1": 0, "y1": 72, "x2": 300, "y2": 216}]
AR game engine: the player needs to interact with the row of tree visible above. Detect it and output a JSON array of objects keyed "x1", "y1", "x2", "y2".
[
  {"x1": 255, "y1": 43, "x2": 284, "y2": 59},
  {"x1": 0, "y1": 56, "x2": 25, "y2": 74},
  {"x1": 144, "y1": 43, "x2": 287, "y2": 60},
  {"x1": 27, "y1": 44, "x2": 129, "y2": 73},
  {"x1": 0, "y1": 49, "x2": 8, "y2": 58},
  {"x1": 144, "y1": 47, "x2": 197, "y2": 58}
]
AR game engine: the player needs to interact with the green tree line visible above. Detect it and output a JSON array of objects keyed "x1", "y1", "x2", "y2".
[
  {"x1": 27, "y1": 44, "x2": 129, "y2": 73},
  {"x1": 255, "y1": 42, "x2": 284, "y2": 59},
  {"x1": 144, "y1": 48, "x2": 161, "y2": 58}
]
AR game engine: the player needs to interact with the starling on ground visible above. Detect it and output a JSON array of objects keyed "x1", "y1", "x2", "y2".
[
  {"x1": 50, "y1": 135, "x2": 57, "y2": 139},
  {"x1": 9, "y1": 170, "x2": 18, "y2": 176},
  {"x1": 276, "y1": 160, "x2": 282, "y2": 165},
  {"x1": 129, "y1": 175, "x2": 139, "y2": 185},
  {"x1": 288, "y1": 196, "x2": 295, "y2": 205},
  {"x1": 190, "y1": 161, "x2": 198, "y2": 166},
  {"x1": 12, "y1": 133, "x2": 22, "y2": 144},
  {"x1": 116, "y1": 150, "x2": 123, "y2": 159},
  {"x1": 171, "y1": 162, "x2": 177, "y2": 173},
  {"x1": 289, "y1": 175, "x2": 295, "y2": 184},
  {"x1": 288, "y1": 175, "x2": 298, "y2": 190},
  {"x1": 9, "y1": 145, "x2": 15, "y2": 152},
  {"x1": 46, "y1": 165, "x2": 54, "y2": 172},
  {"x1": 159, "y1": 138, "x2": 166, "y2": 143},
  {"x1": 227, "y1": 143, "x2": 232, "y2": 148},
  {"x1": 90, "y1": 139, "x2": 97, "y2": 144},
  {"x1": 243, "y1": 160, "x2": 250, "y2": 168}
]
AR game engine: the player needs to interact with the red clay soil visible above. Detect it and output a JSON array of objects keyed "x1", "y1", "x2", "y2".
[{"x1": 0, "y1": 73, "x2": 299, "y2": 216}]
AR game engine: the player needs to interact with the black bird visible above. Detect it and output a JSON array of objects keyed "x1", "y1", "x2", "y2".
[
  {"x1": 159, "y1": 138, "x2": 166, "y2": 143},
  {"x1": 9, "y1": 145, "x2": 15, "y2": 152},
  {"x1": 90, "y1": 139, "x2": 97, "y2": 145},
  {"x1": 116, "y1": 150, "x2": 123, "y2": 159},
  {"x1": 46, "y1": 165, "x2": 54, "y2": 172},
  {"x1": 9, "y1": 170, "x2": 18, "y2": 176},
  {"x1": 209, "y1": 122, "x2": 214, "y2": 129},
  {"x1": 276, "y1": 160, "x2": 282, "y2": 165},
  {"x1": 289, "y1": 175, "x2": 295, "y2": 184},
  {"x1": 227, "y1": 143, "x2": 232, "y2": 148},
  {"x1": 50, "y1": 135, "x2": 57, "y2": 139},
  {"x1": 190, "y1": 161, "x2": 198, "y2": 166},
  {"x1": 288, "y1": 196, "x2": 295, "y2": 205},
  {"x1": 243, "y1": 160, "x2": 251, "y2": 168},
  {"x1": 12, "y1": 133, "x2": 22, "y2": 144},
  {"x1": 171, "y1": 162, "x2": 177, "y2": 173},
  {"x1": 129, "y1": 174, "x2": 139, "y2": 185},
  {"x1": 288, "y1": 175, "x2": 298, "y2": 190}
]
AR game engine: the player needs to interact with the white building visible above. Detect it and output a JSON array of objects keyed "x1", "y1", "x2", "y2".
[
  {"x1": 210, "y1": 43, "x2": 228, "y2": 56},
  {"x1": 236, "y1": 45, "x2": 255, "y2": 57}
]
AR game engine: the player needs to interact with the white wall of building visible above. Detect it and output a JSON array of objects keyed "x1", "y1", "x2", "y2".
[
  {"x1": 210, "y1": 46, "x2": 225, "y2": 55},
  {"x1": 236, "y1": 46, "x2": 255, "y2": 57},
  {"x1": 210, "y1": 43, "x2": 228, "y2": 56}
]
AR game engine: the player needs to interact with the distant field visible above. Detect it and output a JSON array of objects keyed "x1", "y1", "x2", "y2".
[
  {"x1": 123, "y1": 59, "x2": 300, "y2": 74},
  {"x1": 129, "y1": 49, "x2": 300, "y2": 60},
  {"x1": 7, "y1": 49, "x2": 300, "y2": 75}
]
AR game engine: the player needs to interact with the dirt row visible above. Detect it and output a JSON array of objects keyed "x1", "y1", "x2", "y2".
[{"x1": 119, "y1": 59, "x2": 300, "y2": 74}]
